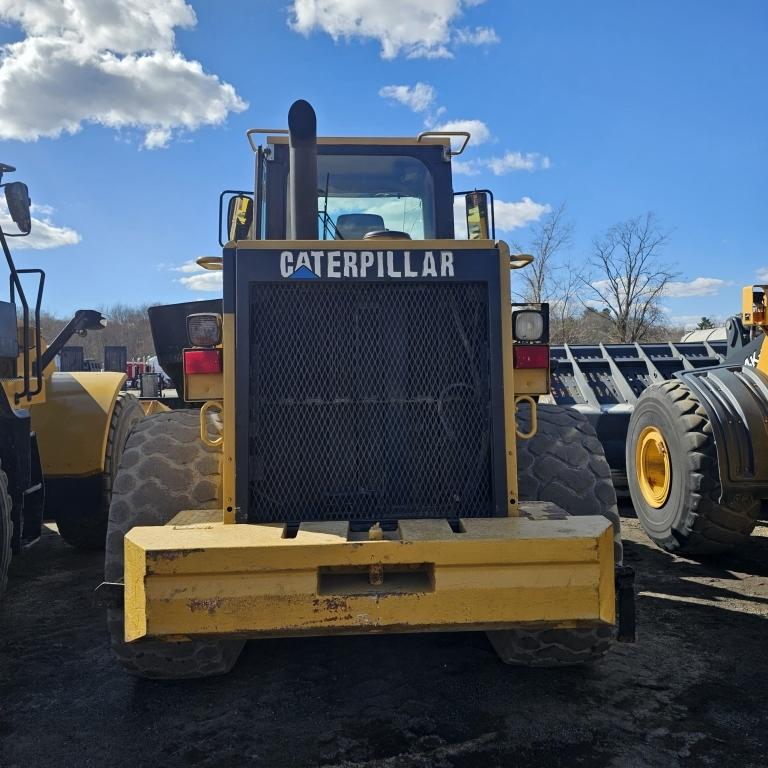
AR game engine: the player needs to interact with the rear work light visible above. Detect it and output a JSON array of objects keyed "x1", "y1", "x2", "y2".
[
  {"x1": 513, "y1": 344, "x2": 550, "y2": 369},
  {"x1": 511, "y1": 303, "x2": 550, "y2": 343},
  {"x1": 187, "y1": 313, "x2": 223, "y2": 347},
  {"x1": 513, "y1": 310, "x2": 545, "y2": 341},
  {"x1": 184, "y1": 348, "x2": 223, "y2": 375}
]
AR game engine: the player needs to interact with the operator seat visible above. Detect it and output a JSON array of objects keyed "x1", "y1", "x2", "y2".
[{"x1": 335, "y1": 213, "x2": 385, "y2": 239}]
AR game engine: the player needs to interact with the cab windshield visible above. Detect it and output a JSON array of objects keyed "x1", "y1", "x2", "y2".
[{"x1": 316, "y1": 154, "x2": 436, "y2": 240}]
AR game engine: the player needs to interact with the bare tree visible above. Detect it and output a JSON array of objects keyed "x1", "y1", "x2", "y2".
[
  {"x1": 549, "y1": 257, "x2": 583, "y2": 343},
  {"x1": 512, "y1": 204, "x2": 585, "y2": 343},
  {"x1": 580, "y1": 213, "x2": 677, "y2": 342},
  {"x1": 513, "y1": 204, "x2": 573, "y2": 303},
  {"x1": 40, "y1": 303, "x2": 156, "y2": 364}
]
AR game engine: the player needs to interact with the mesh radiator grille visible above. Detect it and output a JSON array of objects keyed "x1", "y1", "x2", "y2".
[{"x1": 247, "y1": 281, "x2": 492, "y2": 523}]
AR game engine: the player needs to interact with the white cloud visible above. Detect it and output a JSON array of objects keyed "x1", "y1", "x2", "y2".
[
  {"x1": 487, "y1": 151, "x2": 551, "y2": 174},
  {"x1": 289, "y1": 0, "x2": 498, "y2": 59},
  {"x1": 434, "y1": 118, "x2": 491, "y2": 146},
  {"x1": 0, "y1": 1, "x2": 247, "y2": 148},
  {"x1": 173, "y1": 259, "x2": 223, "y2": 292},
  {"x1": 667, "y1": 314, "x2": 718, "y2": 330},
  {"x1": 665, "y1": 277, "x2": 729, "y2": 298},
  {"x1": 143, "y1": 128, "x2": 172, "y2": 150},
  {"x1": 0, "y1": 200, "x2": 80, "y2": 249},
  {"x1": 379, "y1": 83, "x2": 436, "y2": 113},
  {"x1": 454, "y1": 151, "x2": 552, "y2": 176},
  {"x1": 454, "y1": 26, "x2": 499, "y2": 46},
  {"x1": 179, "y1": 271, "x2": 223, "y2": 291},
  {"x1": 756, "y1": 267, "x2": 768, "y2": 281},
  {"x1": 453, "y1": 196, "x2": 549, "y2": 237},
  {"x1": 495, "y1": 198, "x2": 551, "y2": 231},
  {"x1": 591, "y1": 276, "x2": 730, "y2": 304},
  {"x1": 451, "y1": 159, "x2": 481, "y2": 176}
]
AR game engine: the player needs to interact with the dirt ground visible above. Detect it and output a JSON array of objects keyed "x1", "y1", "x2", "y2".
[{"x1": 1, "y1": 509, "x2": 767, "y2": 768}]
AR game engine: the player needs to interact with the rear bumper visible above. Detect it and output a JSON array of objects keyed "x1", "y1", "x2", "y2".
[{"x1": 122, "y1": 513, "x2": 617, "y2": 643}]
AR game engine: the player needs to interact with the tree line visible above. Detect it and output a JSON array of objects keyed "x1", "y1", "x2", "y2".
[
  {"x1": 40, "y1": 303, "x2": 155, "y2": 364},
  {"x1": 38, "y1": 211, "x2": 713, "y2": 362},
  {"x1": 512, "y1": 206, "x2": 707, "y2": 344}
]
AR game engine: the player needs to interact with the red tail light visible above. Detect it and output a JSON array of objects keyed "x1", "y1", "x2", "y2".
[
  {"x1": 184, "y1": 348, "x2": 222, "y2": 374},
  {"x1": 513, "y1": 344, "x2": 550, "y2": 369}
]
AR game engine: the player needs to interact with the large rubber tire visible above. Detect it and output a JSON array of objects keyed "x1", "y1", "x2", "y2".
[
  {"x1": 105, "y1": 410, "x2": 244, "y2": 679},
  {"x1": 55, "y1": 392, "x2": 144, "y2": 550},
  {"x1": 0, "y1": 464, "x2": 12, "y2": 602},
  {"x1": 627, "y1": 380, "x2": 760, "y2": 556},
  {"x1": 488, "y1": 404, "x2": 621, "y2": 667}
]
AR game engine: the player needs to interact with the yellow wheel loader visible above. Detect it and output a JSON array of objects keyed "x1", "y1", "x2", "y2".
[
  {"x1": 0, "y1": 164, "x2": 142, "y2": 599},
  {"x1": 100, "y1": 100, "x2": 635, "y2": 678},
  {"x1": 626, "y1": 287, "x2": 768, "y2": 555}
]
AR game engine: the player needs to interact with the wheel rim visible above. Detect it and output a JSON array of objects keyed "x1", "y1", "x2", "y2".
[{"x1": 636, "y1": 426, "x2": 671, "y2": 508}]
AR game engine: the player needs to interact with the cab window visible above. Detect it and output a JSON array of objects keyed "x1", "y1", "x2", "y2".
[{"x1": 314, "y1": 154, "x2": 436, "y2": 240}]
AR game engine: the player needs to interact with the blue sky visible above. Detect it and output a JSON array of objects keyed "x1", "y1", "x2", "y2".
[{"x1": 0, "y1": 0, "x2": 765, "y2": 327}]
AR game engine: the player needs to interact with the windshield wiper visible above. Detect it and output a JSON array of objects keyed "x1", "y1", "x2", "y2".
[{"x1": 317, "y1": 173, "x2": 343, "y2": 239}]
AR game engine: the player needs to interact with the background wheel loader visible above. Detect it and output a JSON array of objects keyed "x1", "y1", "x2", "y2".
[
  {"x1": 547, "y1": 288, "x2": 768, "y2": 557},
  {"x1": 100, "y1": 100, "x2": 635, "y2": 679},
  {"x1": 0, "y1": 164, "x2": 142, "y2": 599},
  {"x1": 624, "y1": 286, "x2": 768, "y2": 556}
]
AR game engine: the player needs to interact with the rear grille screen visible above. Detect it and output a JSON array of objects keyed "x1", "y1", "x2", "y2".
[{"x1": 247, "y1": 281, "x2": 493, "y2": 523}]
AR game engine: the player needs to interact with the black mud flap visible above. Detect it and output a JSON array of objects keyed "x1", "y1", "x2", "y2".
[
  {"x1": 679, "y1": 365, "x2": 768, "y2": 502},
  {"x1": 616, "y1": 565, "x2": 636, "y2": 643}
]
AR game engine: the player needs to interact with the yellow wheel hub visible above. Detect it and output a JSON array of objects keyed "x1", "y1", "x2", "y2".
[{"x1": 636, "y1": 426, "x2": 671, "y2": 508}]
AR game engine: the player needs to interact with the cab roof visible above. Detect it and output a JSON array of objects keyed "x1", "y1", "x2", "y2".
[{"x1": 265, "y1": 135, "x2": 451, "y2": 147}]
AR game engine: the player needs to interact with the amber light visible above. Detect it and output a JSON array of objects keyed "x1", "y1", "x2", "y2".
[
  {"x1": 513, "y1": 345, "x2": 549, "y2": 369},
  {"x1": 184, "y1": 348, "x2": 222, "y2": 374}
]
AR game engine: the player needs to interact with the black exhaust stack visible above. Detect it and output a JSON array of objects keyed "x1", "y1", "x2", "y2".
[{"x1": 287, "y1": 99, "x2": 318, "y2": 240}]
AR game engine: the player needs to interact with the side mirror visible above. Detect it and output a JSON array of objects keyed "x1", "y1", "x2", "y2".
[
  {"x1": 5, "y1": 182, "x2": 31, "y2": 235},
  {"x1": 226, "y1": 195, "x2": 253, "y2": 242},
  {"x1": 465, "y1": 190, "x2": 490, "y2": 240}
]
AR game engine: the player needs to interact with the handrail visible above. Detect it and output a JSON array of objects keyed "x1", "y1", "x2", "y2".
[
  {"x1": 417, "y1": 130, "x2": 471, "y2": 157},
  {"x1": 1, "y1": 227, "x2": 31, "y2": 402},
  {"x1": 14, "y1": 269, "x2": 45, "y2": 397},
  {"x1": 246, "y1": 128, "x2": 289, "y2": 153}
]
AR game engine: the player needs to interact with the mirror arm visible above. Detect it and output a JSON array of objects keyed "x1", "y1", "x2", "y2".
[{"x1": 38, "y1": 310, "x2": 106, "y2": 374}]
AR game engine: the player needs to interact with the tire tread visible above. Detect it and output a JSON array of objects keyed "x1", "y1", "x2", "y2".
[
  {"x1": 637, "y1": 380, "x2": 760, "y2": 555},
  {"x1": 105, "y1": 410, "x2": 243, "y2": 679},
  {"x1": 488, "y1": 404, "x2": 620, "y2": 667}
]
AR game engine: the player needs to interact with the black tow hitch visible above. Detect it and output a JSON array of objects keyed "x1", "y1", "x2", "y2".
[
  {"x1": 615, "y1": 566, "x2": 636, "y2": 643},
  {"x1": 94, "y1": 581, "x2": 124, "y2": 609}
]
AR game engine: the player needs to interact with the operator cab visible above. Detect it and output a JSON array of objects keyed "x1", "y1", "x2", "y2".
[
  {"x1": 221, "y1": 130, "x2": 497, "y2": 246},
  {"x1": 260, "y1": 136, "x2": 456, "y2": 241}
]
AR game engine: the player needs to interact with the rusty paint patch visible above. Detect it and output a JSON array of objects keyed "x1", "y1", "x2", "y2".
[
  {"x1": 187, "y1": 597, "x2": 223, "y2": 615},
  {"x1": 151, "y1": 548, "x2": 203, "y2": 562},
  {"x1": 312, "y1": 596, "x2": 350, "y2": 614}
]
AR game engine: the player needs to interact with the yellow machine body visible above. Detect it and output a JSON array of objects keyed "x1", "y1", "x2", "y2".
[
  {"x1": 0, "y1": 321, "x2": 126, "y2": 478},
  {"x1": 759, "y1": 337, "x2": 768, "y2": 377},
  {"x1": 31, "y1": 371, "x2": 126, "y2": 478},
  {"x1": 124, "y1": 511, "x2": 615, "y2": 642},
  {"x1": 740, "y1": 285, "x2": 768, "y2": 376},
  {"x1": 122, "y1": 239, "x2": 617, "y2": 644}
]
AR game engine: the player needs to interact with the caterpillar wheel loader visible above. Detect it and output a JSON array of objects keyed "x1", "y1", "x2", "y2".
[
  {"x1": 0, "y1": 164, "x2": 142, "y2": 599},
  {"x1": 99, "y1": 100, "x2": 635, "y2": 679},
  {"x1": 625, "y1": 287, "x2": 768, "y2": 556},
  {"x1": 549, "y1": 312, "x2": 761, "y2": 493}
]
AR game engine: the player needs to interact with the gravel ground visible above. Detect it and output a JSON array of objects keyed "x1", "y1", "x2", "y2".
[{"x1": 1, "y1": 509, "x2": 767, "y2": 768}]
